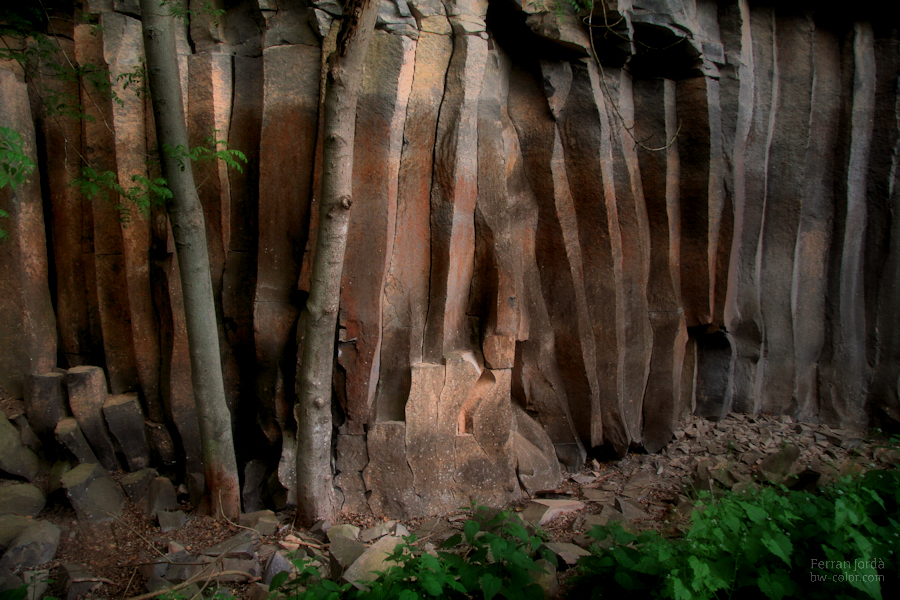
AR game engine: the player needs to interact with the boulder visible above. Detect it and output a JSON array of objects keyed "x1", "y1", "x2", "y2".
[
  {"x1": 0, "y1": 515, "x2": 31, "y2": 552},
  {"x1": 0, "y1": 412, "x2": 39, "y2": 481},
  {"x1": 59, "y1": 463, "x2": 125, "y2": 523},
  {"x1": 158, "y1": 510, "x2": 187, "y2": 532},
  {"x1": 0, "y1": 484, "x2": 45, "y2": 518},
  {"x1": 119, "y1": 468, "x2": 158, "y2": 504},
  {"x1": 0, "y1": 521, "x2": 60, "y2": 571},
  {"x1": 239, "y1": 510, "x2": 280, "y2": 536},
  {"x1": 341, "y1": 536, "x2": 402, "y2": 588}
]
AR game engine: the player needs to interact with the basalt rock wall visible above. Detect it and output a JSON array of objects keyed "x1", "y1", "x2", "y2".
[{"x1": 1, "y1": 0, "x2": 899, "y2": 518}]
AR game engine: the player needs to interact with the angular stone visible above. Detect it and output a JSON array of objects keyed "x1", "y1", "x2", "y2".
[
  {"x1": 158, "y1": 510, "x2": 187, "y2": 532},
  {"x1": 422, "y1": 33, "x2": 489, "y2": 362},
  {"x1": 164, "y1": 552, "x2": 214, "y2": 583},
  {"x1": 25, "y1": 373, "x2": 70, "y2": 439},
  {"x1": 341, "y1": 536, "x2": 402, "y2": 588},
  {"x1": 334, "y1": 471, "x2": 369, "y2": 514},
  {"x1": 144, "y1": 477, "x2": 178, "y2": 518},
  {"x1": 0, "y1": 412, "x2": 39, "y2": 481},
  {"x1": 615, "y1": 497, "x2": 649, "y2": 520},
  {"x1": 145, "y1": 421, "x2": 179, "y2": 467},
  {"x1": 512, "y1": 405, "x2": 563, "y2": 496},
  {"x1": 119, "y1": 468, "x2": 158, "y2": 504},
  {"x1": 0, "y1": 521, "x2": 60, "y2": 571},
  {"x1": 327, "y1": 524, "x2": 360, "y2": 542},
  {"x1": 263, "y1": 550, "x2": 295, "y2": 586},
  {"x1": 13, "y1": 416, "x2": 40, "y2": 454},
  {"x1": 543, "y1": 541, "x2": 590, "y2": 566},
  {"x1": 329, "y1": 535, "x2": 367, "y2": 576},
  {"x1": 60, "y1": 463, "x2": 125, "y2": 523},
  {"x1": 65, "y1": 366, "x2": 119, "y2": 471},
  {"x1": 757, "y1": 444, "x2": 801, "y2": 483},
  {"x1": 521, "y1": 500, "x2": 584, "y2": 527},
  {"x1": 203, "y1": 531, "x2": 258, "y2": 560},
  {"x1": 54, "y1": 418, "x2": 98, "y2": 465},
  {"x1": 359, "y1": 522, "x2": 394, "y2": 544},
  {"x1": 103, "y1": 393, "x2": 150, "y2": 471},
  {"x1": 242, "y1": 459, "x2": 268, "y2": 514}
]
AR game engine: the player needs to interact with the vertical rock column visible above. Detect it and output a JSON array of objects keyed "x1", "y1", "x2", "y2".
[
  {"x1": 557, "y1": 60, "x2": 624, "y2": 455},
  {"x1": 823, "y1": 23, "x2": 875, "y2": 430},
  {"x1": 593, "y1": 66, "x2": 653, "y2": 445},
  {"x1": 74, "y1": 19, "x2": 138, "y2": 396},
  {"x1": 870, "y1": 32, "x2": 900, "y2": 426},
  {"x1": 102, "y1": 11, "x2": 162, "y2": 416},
  {"x1": 338, "y1": 31, "x2": 416, "y2": 429},
  {"x1": 224, "y1": 55, "x2": 263, "y2": 449},
  {"x1": 506, "y1": 57, "x2": 587, "y2": 468},
  {"x1": 34, "y1": 38, "x2": 96, "y2": 369},
  {"x1": 422, "y1": 17, "x2": 488, "y2": 361},
  {"x1": 634, "y1": 77, "x2": 688, "y2": 453},
  {"x1": 791, "y1": 26, "x2": 841, "y2": 421},
  {"x1": 376, "y1": 14, "x2": 453, "y2": 420},
  {"x1": 254, "y1": 42, "x2": 321, "y2": 441},
  {"x1": 0, "y1": 69, "x2": 57, "y2": 399},
  {"x1": 538, "y1": 59, "x2": 600, "y2": 462},
  {"x1": 724, "y1": 4, "x2": 773, "y2": 414},
  {"x1": 756, "y1": 14, "x2": 814, "y2": 415}
]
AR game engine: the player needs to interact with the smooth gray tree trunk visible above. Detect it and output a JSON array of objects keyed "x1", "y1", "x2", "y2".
[
  {"x1": 139, "y1": 0, "x2": 240, "y2": 520},
  {"x1": 295, "y1": 0, "x2": 380, "y2": 526}
]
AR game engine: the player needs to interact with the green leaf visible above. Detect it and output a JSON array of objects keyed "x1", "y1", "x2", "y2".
[
  {"x1": 464, "y1": 520, "x2": 480, "y2": 544},
  {"x1": 420, "y1": 573, "x2": 442, "y2": 596},
  {"x1": 481, "y1": 573, "x2": 502, "y2": 600},
  {"x1": 268, "y1": 570, "x2": 289, "y2": 591},
  {"x1": 440, "y1": 533, "x2": 462, "y2": 548},
  {"x1": 760, "y1": 532, "x2": 792, "y2": 566}
]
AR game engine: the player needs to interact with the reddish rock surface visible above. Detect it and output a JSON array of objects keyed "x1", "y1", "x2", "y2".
[{"x1": 2, "y1": 0, "x2": 899, "y2": 518}]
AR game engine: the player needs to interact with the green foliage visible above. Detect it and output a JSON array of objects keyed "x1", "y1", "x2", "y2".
[
  {"x1": 271, "y1": 507, "x2": 554, "y2": 600},
  {"x1": 0, "y1": 127, "x2": 36, "y2": 239},
  {"x1": 574, "y1": 470, "x2": 900, "y2": 599},
  {"x1": 74, "y1": 166, "x2": 173, "y2": 223},
  {"x1": 0, "y1": 127, "x2": 35, "y2": 193},
  {"x1": 162, "y1": 134, "x2": 248, "y2": 174}
]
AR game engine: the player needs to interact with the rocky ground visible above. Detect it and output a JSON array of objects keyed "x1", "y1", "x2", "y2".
[{"x1": 2, "y1": 411, "x2": 898, "y2": 600}]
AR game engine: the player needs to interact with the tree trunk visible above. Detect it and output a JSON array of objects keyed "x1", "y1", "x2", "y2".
[
  {"x1": 139, "y1": 0, "x2": 240, "y2": 520},
  {"x1": 295, "y1": 0, "x2": 380, "y2": 526}
]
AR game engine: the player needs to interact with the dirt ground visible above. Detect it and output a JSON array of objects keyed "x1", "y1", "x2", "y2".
[{"x1": 12, "y1": 411, "x2": 899, "y2": 599}]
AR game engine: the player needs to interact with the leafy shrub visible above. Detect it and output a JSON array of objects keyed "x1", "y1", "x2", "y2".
[
  {"x1": 574, "y1": 470, "x2": 900, "y2": 600},
  {"x1": 271, "y1": 507, "x2": 555, "y2": 600}
]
